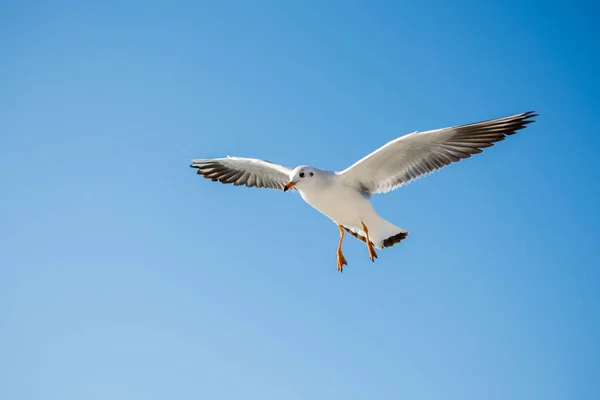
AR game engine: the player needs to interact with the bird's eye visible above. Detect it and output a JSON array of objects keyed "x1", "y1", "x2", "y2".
[
  {"x1": 299, "y1": 172, "x2": 305, "y2": 178},
  {"x1": 309, "y1": 172, "x2": 314, "y2": 177}
]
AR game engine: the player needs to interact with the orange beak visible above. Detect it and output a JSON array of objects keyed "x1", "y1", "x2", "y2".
[{"x1": 283, "y1": 181, "x2": 296, "y2": 192}]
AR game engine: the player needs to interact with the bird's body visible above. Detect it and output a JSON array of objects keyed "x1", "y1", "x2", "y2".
[
  {"x1": 190, "y1": 111, "x2": 537, "y2": 271},
  {"x1": 295, "y1": 169, "x2": 406, "y2": 249}
]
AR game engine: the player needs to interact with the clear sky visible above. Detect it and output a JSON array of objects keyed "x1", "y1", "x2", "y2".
[{"x1": 1, "y1": 1, "x2": 599, "y2": 399}]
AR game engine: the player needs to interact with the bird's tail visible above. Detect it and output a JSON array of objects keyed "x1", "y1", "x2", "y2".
[{"x1": 344, "y1": 219, "x2": 408, "y2": 250}]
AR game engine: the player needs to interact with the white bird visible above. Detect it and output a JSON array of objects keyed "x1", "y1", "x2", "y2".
[{"x1": 190, "y1": 111, "x2": 537, "y2": 272}]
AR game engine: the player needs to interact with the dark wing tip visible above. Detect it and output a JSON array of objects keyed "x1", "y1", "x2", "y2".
[
  {"x1": 523, "y1": 110, "x2": 538, "y2": 121},
  {"x1": 190, "y1": 162, "x2": 205, "y2": 174},
  {"x1": 519, "y1": 111, "x2": 538, "y2": 124},
  {"x1": 503, "y1": 111, "x2": 538, "y2": 135}
]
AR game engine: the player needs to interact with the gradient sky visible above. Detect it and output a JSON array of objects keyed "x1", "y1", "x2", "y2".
[{"x1": 1, "y1": 1, "x2": 599, "y2": 399}]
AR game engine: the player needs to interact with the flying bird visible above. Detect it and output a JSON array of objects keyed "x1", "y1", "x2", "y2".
[{"x1": 190, "y1": 111, "x2": 537, "y2": 272}]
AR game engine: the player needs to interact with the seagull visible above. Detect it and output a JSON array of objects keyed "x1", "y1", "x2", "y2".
[{"x1": 190, "y1": 111, "x2": 536, "y2": 272}]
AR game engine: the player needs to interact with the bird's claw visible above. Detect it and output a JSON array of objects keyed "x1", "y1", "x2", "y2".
[
  {"x1": 368, "y1": 245, "x2": 378, "y2": 262},
  {"x1": 337, "y1": 253, "x2": 348, "y2": 272}
]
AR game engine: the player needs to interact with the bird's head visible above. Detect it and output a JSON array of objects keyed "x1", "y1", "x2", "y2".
[{"x1": 284, "y1": 166, "x2": 317, "y2": 192}]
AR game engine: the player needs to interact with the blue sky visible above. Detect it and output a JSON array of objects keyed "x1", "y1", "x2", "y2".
[{"x1": 1, "y1": 1, "x2": 599, "y2": 399}]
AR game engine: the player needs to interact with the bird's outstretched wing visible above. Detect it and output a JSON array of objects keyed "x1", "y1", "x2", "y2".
[
  {"x1": 190, "y1": 156, "x2": 295, "y2": 191},
  {"x1": 337, "y1": 111, "x2": 537, "y2": 194}
]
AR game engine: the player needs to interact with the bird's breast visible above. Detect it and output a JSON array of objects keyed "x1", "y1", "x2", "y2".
[{"x1": 298, "y1": 183, "x2": 368, "y2": 226}]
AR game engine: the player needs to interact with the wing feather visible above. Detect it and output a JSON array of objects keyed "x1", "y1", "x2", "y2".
[
  {"x1": 338, "y1": 111, "x2": 537, "y2": 194},
  {"x1": 190, "y1": 156, "x2": 294, "y2": 192}
]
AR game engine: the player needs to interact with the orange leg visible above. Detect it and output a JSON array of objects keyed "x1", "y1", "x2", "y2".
[
  {"x1": 337, "y1": 225, "x2": 348, "y2": 272},
  {"x1": 361, "y1": 222, "x2": 378, "y2": 262}
]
